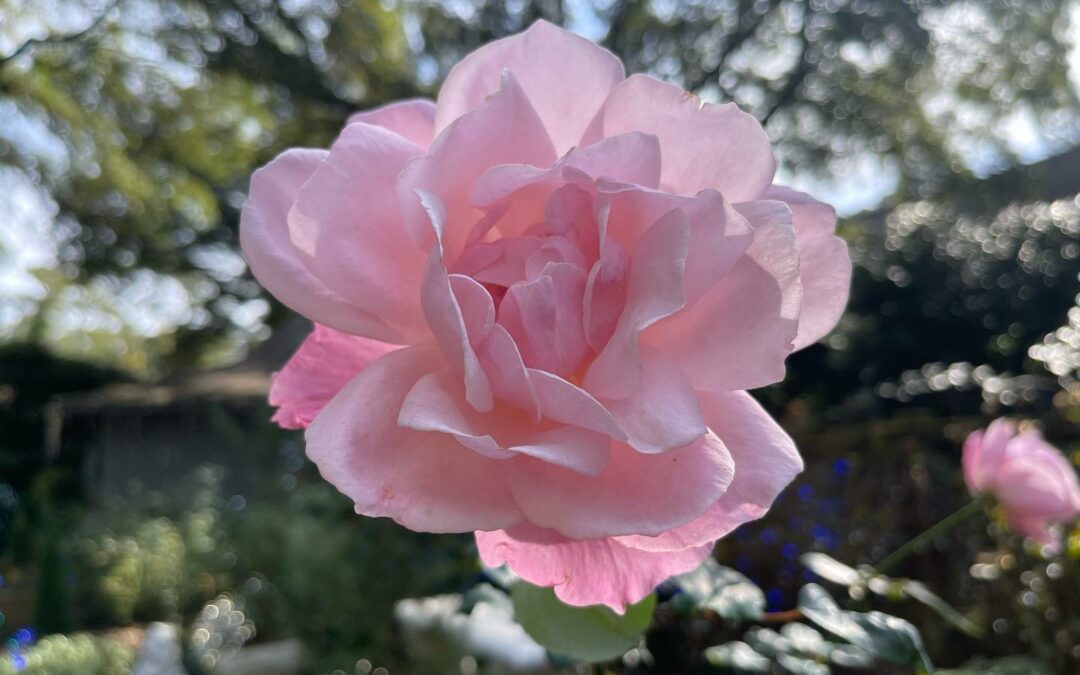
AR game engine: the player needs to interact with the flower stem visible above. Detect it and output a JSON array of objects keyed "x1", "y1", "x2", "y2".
[{"x1": 874, "y1": 496, "x2": 988, "y2": 575}]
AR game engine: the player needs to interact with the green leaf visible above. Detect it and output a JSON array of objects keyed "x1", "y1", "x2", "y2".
[
  {"x1": 798, "y1": 584, "x2": 934, "y2": 674},
  {"x1": 673, "y1": 558, "x2": 766, "y2": 621},
  {"x1": 780, "y1": 623, "x2": 831, "y2": 659},
  {"x1": 800, "y1": 553, "x2": 862, "y2": 587},
  {"x1": 510, "y1": 582, "x2": 656, "y2": 663},
  {"x1": 704, "y1": 642, "x2": 771, "y2": 673},
  {"x1": 776, "y1": 653, "x2": 831, "y2": 675}
]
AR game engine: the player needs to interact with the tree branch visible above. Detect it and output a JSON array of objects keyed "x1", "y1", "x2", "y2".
[
  {"x1": 686, "y1": 1, "x2": 777, "y2": 94},
  {"x1": 0, "y1": 0, "x2": 121, "y2": 66}
]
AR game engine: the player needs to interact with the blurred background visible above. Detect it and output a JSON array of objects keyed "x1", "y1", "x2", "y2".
[{"x1": 1, "y1": 0, "x2": 1079, "y2": 673}]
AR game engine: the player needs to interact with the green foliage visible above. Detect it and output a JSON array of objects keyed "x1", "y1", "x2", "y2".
[
  {"x1": 672, "y1": 558, "x2": 766, "y2": 621},
  {"x1": 510, "y1": 582, "x2": 656, "y2": 663},
  {"x1": 797, "y1": 583, "x2": 934, "y2": 674},
  {"x1": 0, "y1": 634, "x2": 134, "y2": 675}
]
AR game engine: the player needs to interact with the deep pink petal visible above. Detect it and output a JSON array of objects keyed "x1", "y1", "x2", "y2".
[
  {"x1": 305, "y1": 346, "x2": 522, "y2": 532},
  {"x1": 269, "y1": 324, "x2": 399, "y2": 429},
  {"x1": 765, "y1": 186, "x2": 851, "y2": 349},
  {"x1": 239, "y1": 149, "x2": 404, "y2": 342},
  {"x1": 505, "y1": 431, "x2": 735, "y2": 539},
  {"x1": 645, "y1": 201, "x2": 801, "y2": 392},
  {"x1": 436, "y1": 20, "x2": 625, "y2": 154},
  {"x1": 594, "y1": 74, "x2": 776, "y2": 201},
  {"x1": 616, "y1": 390, "x2": 802, "y2": 552},
  {"x1": 477, "y1": 523, "x2": 712, "y2": 612},
  {"x1": 348, "y1": 99, "x2": 437, "y2": 149}
]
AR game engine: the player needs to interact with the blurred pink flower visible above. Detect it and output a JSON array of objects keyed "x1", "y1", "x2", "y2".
[
  {"x1": 242, "y1": 21, "x2": 851, "y2": 611},
  {"x1": 963, "y1": 418, "x2": 1080, "y2": 552}
]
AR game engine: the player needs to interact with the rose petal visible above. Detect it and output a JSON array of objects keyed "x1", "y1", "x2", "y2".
[
  {"x1": 477, "y1": 523, "x2": 712, "y2": 612},
  {"x1": 765, "y1": 186, "x2": 851, "y2": 349},
  {"x1": 348, "y1": 98, "x2": 437, "y2": 149},
  {"x1": 599, "y1": 348, "x2": 706, "y2": 454},
  {"x1": 505, "y1": 430, "x2": 735, "y2": 539},
  {"x1": 269, "y1": 324, "x2": 399, "y2": 429},
  {"x1": 239, "y1": 149, "x2": 404, "y2": 342},
  {"x1": 402, "y1": 71, "x2": 556, "y2": 258},
  {"x1": 593, "y1": 74, "x2": 776, "y2": 201},
  {"x1": 584, "y1": 209, "x2": 690, "y2": 398},
  {"x1": 292, "y1": 123, "x2": 429, "y2": 339},
  {"x1": 306, "y1": 346, "x2": 522, "y2": 533},
  {"x1": 615, "y1": 390, "x2": 802, "y2": 552},
  {"x1": 436, "y1": 19, "x2": 625, "y2": 154},
  {"x1": 645, "y1": 200, "x2": 801, "y2": 392}
]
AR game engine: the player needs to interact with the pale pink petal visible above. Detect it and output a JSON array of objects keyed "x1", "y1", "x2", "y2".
[
  {"x1": 505, "y1": 431, "x2": 735, "y2": 539},
  {"x1": 996, "y1": 446, "x2": 1080, "y2": 520},
  {"x1": 962, "y1": 429, "x2": 987, "y2": 495},
  {"x1": 305, "y1": 346, "x2": 522, "y2": 532},
  {"x1": 477, "y1": 523, "x2": 712, "y2": 612},
  {"x1": 594, "y1": 74, "x2": 776, "y2": 201},
  {"x1": 478, "y1": 324, "x2": 541, "y2": 420},
  {"x1": 348, "y1": 99, "x2": 437, "y2": 149},
  {"x1": 291, "y1": 123, "x2": 429, "y2": 339},
  {"x1": 416, "y1": 190, "x2": 494, "y2": 411},
  {"x1": 398, "y1": 370, "x2": 610, "y2": 475},
  {"x1": 435, "y1": 20, "x2": 625, "y2": 154},
  {"x1": 599, "y1": 348, "x2": 705, "y2": 454},
  {"x1": 645, "y1": 201, "x2": 801, "y2": 392},
  {"x1": 584, "y1": 209, "x2": 690, "y2": 398},
  {"x1": 528, "y1": 369, "x2": 625, "y2": 440},
  {"x1": 269, "y1": 324, "x2": 399, "y2": 429},
  {"x1": 968, "y1": 418, "x2": 1016, "y2": 492},
  {"x1": 239, "y1": 149, "x2": 404, "y2": 342},
  {"x1": 765, "y1": 186, "x2": 851, "y2": 349},
  {"x1": 498, "y1": 263, "x2": 590, "y2": 377},
  {"x1": 616, "y1": 390, "x2": 802, "y2": 552},
  {"x1": 453, "y1": 237, "x2": 545, "y2": 287},
  {"x1": 597, "y1": 185, "x2": 752, "y2": 298},
  {"x1": 401, "y1": 71, "x2": 556, "y2": 258}
]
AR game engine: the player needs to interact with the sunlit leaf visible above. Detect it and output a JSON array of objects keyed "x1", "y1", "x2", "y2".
[
  {"x1": 703, "y1": 642, "x2": 771, "y2": 673},
  {"x1": 798, "y1": 584, "x2": 934, "y2": 674},
  {"x1": 510, "y1": 582, "x2": 655, "y2": 663},
  {"x1": 673, "y1": 558, "x2": 765, "y2": 621}
]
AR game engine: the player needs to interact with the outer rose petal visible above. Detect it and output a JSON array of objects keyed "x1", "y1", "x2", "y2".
[
  {"x1": 615, "y1": 390, "x2": 802, "y2": 552},
  {"x1": 292, "y1": 122, "x2": 429, "y2": 340},
  {"x1": 505, "y1": 430, "x2": 735, "y2": 539},
  {"x1": 765, "y1": 186, "x2": 851, "y2": 349},
  {"x1": 476, "y1": 523, "x2": 712, "y2": 612},
  {"x1": 436, "y1": 19, "x2": 625, "y2": 154},
  {"x1": 306, "y1": 346, "x2": 522, "y2": 533},
  {"x1": 239, "y1": 149, "x2": 404, "y2": 342},
  {"x1": 645, "y1": 201, "x2": 801, "y2": 392},
  {"x1": 963, "y1": 418, "x2": 1015, "y2": 494},
  {"x1": 593, "y1": 74, "x2": 776, "y2": 202},
  {"x1": 348, "y1": 99, "x2": 436, "y2": 149},
  {"x1": 269, "y1": 324, "x2": 399, "y2": 429}
]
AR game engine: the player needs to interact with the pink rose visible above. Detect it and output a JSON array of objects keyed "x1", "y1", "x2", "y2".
[
  {"x1": 241, "y1": 21, "x2": 851, "y2": 611},
  {"x1": 963, "y1": 418, "x2": 1080, "y2": 553}
]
